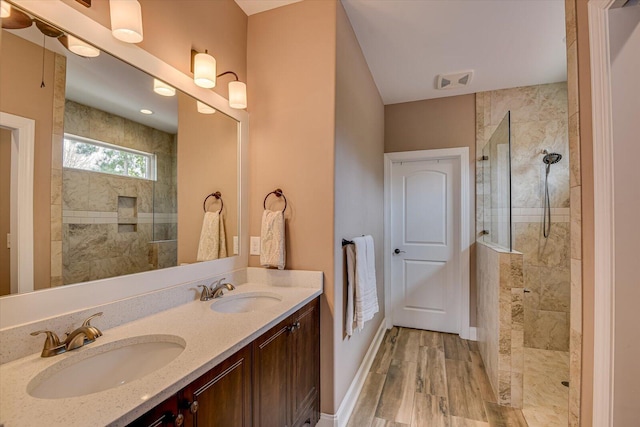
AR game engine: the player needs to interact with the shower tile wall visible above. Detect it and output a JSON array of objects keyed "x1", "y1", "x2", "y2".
[
  {"x1": 62, "y1": 101, "x2": 177, "y2": 284},
  {"x1": 476, "y1": 82, "x2": 570, "y2": 352}
]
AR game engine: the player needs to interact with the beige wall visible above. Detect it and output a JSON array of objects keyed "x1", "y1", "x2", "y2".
[
  {"x1": 247, "y1": 0, "x2": 338, "y2": 414},
  {"x1": 0, "y1": 129, "x2": 10, "y2": 296},
  {"x1": 61, "y1": 0, "x2": 247, "y2": 102},
  {"x1": 0, "y1": 31, "x2": 55, "y2": 291},
  {"x1": 177, "y1": 93, "x2": 238, "y2": 262},
  {"x1": 609, "y1": 6, "x2": 640, "y2": 424},
  {"x1": 333, "y1": 1, "x2": 385, "y2": 410},
  {"x1": 384, "y1": 94, "x2": 477, "y2": 325}
]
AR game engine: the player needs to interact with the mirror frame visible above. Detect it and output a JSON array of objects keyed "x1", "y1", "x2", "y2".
[{"x1": 0, "y1": 0, "x2": 249, "y2": 329}]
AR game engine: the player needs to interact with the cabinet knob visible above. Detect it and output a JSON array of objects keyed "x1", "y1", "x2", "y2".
[
  {"x1": 190, "y1": 400, "x2": 199, "y2": 414},
  {"x1": 175, "y1": 413, "x2": 184, "y2": 426},
  {"x1": 287, "y1": 321, "x2": 301, "y2": 333},
  {"x1": 162, "y1": 411, "x2": 184, "y2": 426}
]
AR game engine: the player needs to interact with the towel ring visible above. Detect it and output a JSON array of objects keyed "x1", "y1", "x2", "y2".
[
  {"x1": 203, "y1": 191, "x2": 223, "y2": 213},
  {"x1": 263, "y1": 188, "x2": 287, "y2": 213}
]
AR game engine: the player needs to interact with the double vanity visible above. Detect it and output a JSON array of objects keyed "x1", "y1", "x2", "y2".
[{"x1": 0, "y1": 268, "x2": 322, "y2": 426}]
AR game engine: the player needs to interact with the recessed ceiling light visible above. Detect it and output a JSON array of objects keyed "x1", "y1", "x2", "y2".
[{"x1": 140, "y1": 109, "x2": 153, "y2": 115}]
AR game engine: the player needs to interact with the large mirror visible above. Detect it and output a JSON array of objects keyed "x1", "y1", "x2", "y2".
[{"x1": 0, "y1": 5, "x2": 239, "y2": 297}]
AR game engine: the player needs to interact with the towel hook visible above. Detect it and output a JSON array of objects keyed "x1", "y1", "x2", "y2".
[
  {"x1": 263, "y1": 188, "x2": 287, "y2": 213},
  {"x1": 203, "y1": 191, "x2": 223, "y2": 214}
]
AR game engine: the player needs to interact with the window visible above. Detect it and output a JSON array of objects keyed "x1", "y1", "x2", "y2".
[{"x1": 63, "y1": 134, "x2": 156, "y2": 180}]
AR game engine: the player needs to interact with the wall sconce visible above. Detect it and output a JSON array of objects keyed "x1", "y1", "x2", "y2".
[
  {"x1": 61, "y1": 35, "x2": 101, "y2": 58},
  {"x1": 191, "y1": 50, "x2": 217, "y2": 89},
  {"x1": 218, "y1": 71, "x2": 247, "y2": 110},
  {"x1": 109, "y1": 0, "x2": 144, "y2": 43},
  {"x1": 153, "y1": 79, "x2": 176, "y2": 97},
  {"x1": 197, "y1": 101, "x2": 216, "y2": 115},
  {"x1": 1, "y1": 1, "x2": 11, "y2": 18}
]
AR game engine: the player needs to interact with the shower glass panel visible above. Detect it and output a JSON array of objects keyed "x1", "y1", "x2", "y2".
[{"x1": 481, "y1": 111, "x2": 512, "y2": 251}]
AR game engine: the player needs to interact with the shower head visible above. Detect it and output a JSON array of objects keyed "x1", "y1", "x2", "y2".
[{"x1": 542, "y1": 150, "x2": 562, "y2": 165}]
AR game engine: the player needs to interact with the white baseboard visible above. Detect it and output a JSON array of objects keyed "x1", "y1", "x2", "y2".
[
  {"x1": 468, "y1": 326, "x2": 477, "y2": 341},
  {"x1": 317, "y1": 318, "x2": 387, "y2": 427}
]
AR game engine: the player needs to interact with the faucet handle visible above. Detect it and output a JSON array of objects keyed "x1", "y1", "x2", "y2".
[
  {"x1": 82, "y1": 312, "x2": 104, "y2": 337},
  {"x1": 198, "y1": 285, "x2": 213, "y2": 301},
  {"x1": 30, "y1": 330, "x2": 62, "y2": 346},
  {"x1": 209, "y1": 277, "x2": 226, "y2": 290},
  {"x1": 31, "y1": 330, "x2": 66, "y2": 357},
  {"x1": 82, "y1": 312, "x2": 103, "y2": 327}
]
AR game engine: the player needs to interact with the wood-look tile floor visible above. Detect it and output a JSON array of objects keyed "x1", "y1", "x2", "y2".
[{"x1": 347, "y1": 327, "x2": 529, "y2": 427}]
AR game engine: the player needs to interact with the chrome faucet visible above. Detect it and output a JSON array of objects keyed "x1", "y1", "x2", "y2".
[{"x1": 30, "y1": 312, "x2": 103, "y2": 357}]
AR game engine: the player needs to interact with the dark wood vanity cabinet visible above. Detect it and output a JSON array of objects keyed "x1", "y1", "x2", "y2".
[
  {"x1": 180, "y1": 345, "x2": 252, "y2": 426},
  {"x1": 253, "y1": 298, "x2": 320, "y2": 427},
  {"x1": 128, "y1": 297, "x2": 320, "y2": 427}
]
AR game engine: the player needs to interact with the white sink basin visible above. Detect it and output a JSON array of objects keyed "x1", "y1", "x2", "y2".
[
  {"x1": 210, "y1": 292, "x2": 282, "y2": 313},
  {"x1": 28, "y1": 335, "x2": 185, "y2": 399}
]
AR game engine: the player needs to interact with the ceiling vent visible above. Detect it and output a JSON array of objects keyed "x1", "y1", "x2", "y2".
[{"x1": 436, "y1": 70, "x2": 474, "y2": 90}]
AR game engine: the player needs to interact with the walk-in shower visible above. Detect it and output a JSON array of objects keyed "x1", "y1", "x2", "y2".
[{"x1": 542, "y1": 150, "x2": 563, "y2": 238}]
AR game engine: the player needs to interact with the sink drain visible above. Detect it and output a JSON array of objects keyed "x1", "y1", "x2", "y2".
[{"x1": 562, "y1": 381, "x2": 569, "y2": 387}]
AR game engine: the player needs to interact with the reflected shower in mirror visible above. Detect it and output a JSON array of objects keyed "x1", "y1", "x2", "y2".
[{"x1": 0, "y1": 7, "x2": 239, "y2": 296}]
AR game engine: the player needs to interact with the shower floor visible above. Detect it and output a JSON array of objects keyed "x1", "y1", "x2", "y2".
[{"x1": 522, "y1": 347, "x2": 569, "y2": 427}]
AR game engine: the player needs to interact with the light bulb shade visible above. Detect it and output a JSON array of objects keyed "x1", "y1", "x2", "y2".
[
  {"x1": 67, "y1": 35, "x2": 101, "y2": 58},
  {"x1": 193, "y1": 52, "x2": 216, "y2": 89},
  {"x1": 1, "y1": 1, "x2": 11, "y2": 18},
  {"x1": 110, "y1": 0, "x2": 144, "y2": 43},
  {"x1": 197, "y1": 101, "x2": 216, "y2": 115},
  {"x1": 153, "y1": 78, "x2": 176, "y2": 97},
  {"x1": 228, "y1": 81, "x2": 247, "y2": 109}
]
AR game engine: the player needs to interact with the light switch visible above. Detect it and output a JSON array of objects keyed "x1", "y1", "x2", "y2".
[
  {"x1": 250, "y1": 236, "x2": 261, "y2": 255},
  {"x1": 233, "y1": 236, "x2": 239, "y2": 255}
]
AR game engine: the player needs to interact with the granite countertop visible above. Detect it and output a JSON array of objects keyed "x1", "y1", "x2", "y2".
[{"x1": 0, "y1": 282, "x2": 322, "y2": 427}]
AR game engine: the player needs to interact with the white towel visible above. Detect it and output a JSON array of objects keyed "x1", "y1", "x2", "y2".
[
  {"x1": 353, "y1": 235, "x2": 379, "y2": 331},
  {"x1": 345, "y1": 243, "x2": 357, "y2": 336},
  {"x1": 260, "y1": 209, "x2": 285, "y2": 269},
  {"x1": 197, "y1": 211, "x2": 227, "y2": 261}
]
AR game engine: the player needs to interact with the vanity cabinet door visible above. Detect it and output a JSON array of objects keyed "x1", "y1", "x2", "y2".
[
  {"x1": 252, "y1": 317, "x2": 291, "y2": 427},
  {"x1": 179, "y1": 345, "x2": 252, "y2": 427},
  {"x1": 128, "y1": 395, "x2": 183, "y2": 427},
  {"x1": 290, "y1": 298, "x2": 320, "y2": 427}
]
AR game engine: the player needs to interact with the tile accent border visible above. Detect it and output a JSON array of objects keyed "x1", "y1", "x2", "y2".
[{"x1": 50, "y1": 53, "x2": 66, "y2": 288}]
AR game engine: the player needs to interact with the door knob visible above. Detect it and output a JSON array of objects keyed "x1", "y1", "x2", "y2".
[{"x1": 394, "y1": 248, "x2": 406, "y2": 255}]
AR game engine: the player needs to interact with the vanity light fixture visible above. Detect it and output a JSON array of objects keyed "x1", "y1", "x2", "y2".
[
  {"x1": 140, "y1": 109, "x2": 153, "y2": 115},
  {"x1": 1, "y1": 1, "x2": 11, "y2": 18},
  {"x1": 191, "y1": 50, "x2": 217, "y2": 89},
  {"x1": 197, "y1": 101, "x2": 216, "y2": 115},
  {"x1": 62, "y1": 34, "x2": 101, "y2": 58},
  {"x1": 218, "y1": 71, "x2": 247, "y2": 110},
  {"x1": 153, "y1": 79, "x2": 176, "y2": 97},
  {"x1": 109, "y1": 0, "x2": 144, "y2": 44}
]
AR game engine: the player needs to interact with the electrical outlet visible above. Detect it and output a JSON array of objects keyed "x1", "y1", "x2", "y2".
[
  {"x1": 250, "y1": 236, "x2": 261, "y2": 255},
  {"x1": 233, "y1": 236, "x2": 239, "y2": 255}
]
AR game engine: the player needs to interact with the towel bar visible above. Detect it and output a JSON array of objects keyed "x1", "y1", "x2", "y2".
[
  {"x1": 263, "y1": 188, "x2": 287, "y2": 213},
  {"x1": 203, "y1": 191, "x2": 223, "y2": 213}
]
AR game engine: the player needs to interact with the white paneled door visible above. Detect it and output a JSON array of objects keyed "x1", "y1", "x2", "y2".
[{"x1": 390, "y1": 158, "x2": 461, "y2": 333}]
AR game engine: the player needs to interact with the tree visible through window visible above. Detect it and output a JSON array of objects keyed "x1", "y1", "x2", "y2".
[{"x1": 63, "y1": 134, "x2": 155, "y2": 180}]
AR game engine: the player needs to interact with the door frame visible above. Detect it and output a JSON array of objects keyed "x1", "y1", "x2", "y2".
[
  {"x1": 0, "y1": 112, "x2": 35, "y2": 294},
  {"x1": 384, "y1": 147, "x2": 471, "y2": 339},
  {"x1": 588, "y1": 0, "x2": 627, "y2": 424}
]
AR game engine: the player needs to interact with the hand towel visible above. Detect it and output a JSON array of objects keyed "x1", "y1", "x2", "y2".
[
  {"x1": 260, "y1": 209, "x2": 285, "y2": 269},
  {"x1": 345, "y1": 243, "x2": 357, "y2": 336},
  {"x1": 353, "y1": 235, "x2": 379, "y2": 331},
  {"x1": 197, "y1": 211, "x2": 227, "y2": 261}
]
